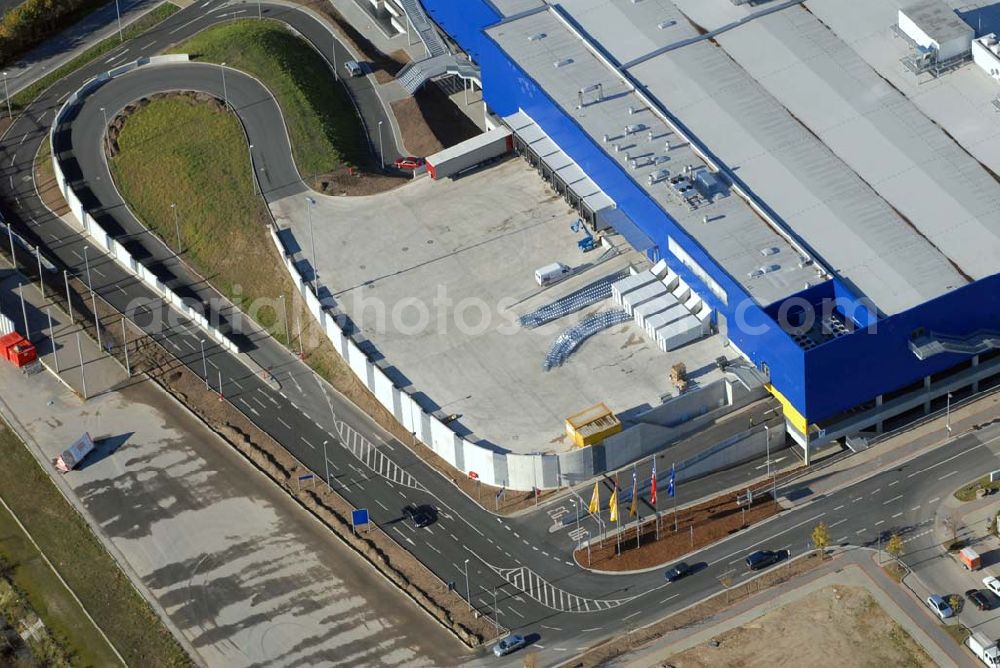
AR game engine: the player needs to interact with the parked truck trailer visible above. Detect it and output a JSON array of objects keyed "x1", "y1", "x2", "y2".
[{"x1": 425, "y1": 127, "x2": 513, "y2": 180}]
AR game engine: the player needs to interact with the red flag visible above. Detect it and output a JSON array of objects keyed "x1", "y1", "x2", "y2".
[{"x1": 650, "y1": 460, "x2": 658, "y2": 506}]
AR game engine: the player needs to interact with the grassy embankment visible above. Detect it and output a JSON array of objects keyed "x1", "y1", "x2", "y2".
[
  {"x1": 0, "y1": 425, "x2": 190, "y2": 666},
  {"x1": 169, "y1": 19, "x2": 369, "y2": 179},
  {"x1": 110, "y1": 20, "x2": 374, "y2": 390}
]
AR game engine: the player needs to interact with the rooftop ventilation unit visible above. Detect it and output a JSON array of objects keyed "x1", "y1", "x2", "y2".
[
  {"x1": 528, "y1": 32, "x2": 547, "y2": 41},
  {"x1": 578, "y1": 83, "x2": 603, "y2": 108},
  {"x1": 658, "y1": 20, "x2": 676, "y2": 29},
  {"x1": 554, "y1": 58, "x2": 573, "y2": 68}
]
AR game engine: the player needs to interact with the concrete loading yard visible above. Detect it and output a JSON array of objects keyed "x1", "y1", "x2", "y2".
[{"x1": 272, "y1": 159, "x2": 729, "y2": 455}]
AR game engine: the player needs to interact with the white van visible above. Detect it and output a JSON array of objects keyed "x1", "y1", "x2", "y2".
[
  {"x1": 344, "y1": 60, "x2": 363, "y2": 77},
  {"x1": 534, "y1": 262, "x2": 572, "y2": 287},
  {"x1": 967, "y1": 631, "x2": 1000, "y2": 666}
]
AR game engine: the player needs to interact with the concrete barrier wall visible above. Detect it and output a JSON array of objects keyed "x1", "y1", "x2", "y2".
[
  {"x1": 677, "y1": 423, "x2": 784, "y2": 483},
  {"x1": 49, "y1": 55, "x2": 239, "y2": 356}
]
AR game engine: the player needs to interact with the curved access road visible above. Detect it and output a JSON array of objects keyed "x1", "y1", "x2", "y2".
[{"x1": 5, "y1": 2, "x2": 1000, "y2": 666}]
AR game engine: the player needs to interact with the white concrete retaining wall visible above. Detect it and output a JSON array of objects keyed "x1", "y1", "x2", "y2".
[{"x1": 49, "y1": 55, "x2": 238, "y2": 355}]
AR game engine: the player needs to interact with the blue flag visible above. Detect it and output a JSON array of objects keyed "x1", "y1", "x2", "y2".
[{"x1": 667, "y1": 463, "x2": 676, "y2": 498}]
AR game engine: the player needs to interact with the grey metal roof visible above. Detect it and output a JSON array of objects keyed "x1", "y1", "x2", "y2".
[
  {"x1": 488, "y1": 0, "x2": 546, "y2": 17},
  {"x1": 714, "y1": 4, "x2": 1000, "y2": 286},
  {"x1": 487, "y1": 10, "x2": 820, "y2": 308},
  {"x1": 900, "y1": 0, "x2": 974, "y2": 43},
  {"x1": 483, "y1": 0, "x2": 1000, "y2": 314}
]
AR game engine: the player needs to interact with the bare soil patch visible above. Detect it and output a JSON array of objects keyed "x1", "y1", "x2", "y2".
[
  {"x1": 563, "y1": 552, "x2": 825, "y2": 667},
  {"x1": 666, "y1": 585, "x2": 934, "y2": 668},
  {"x1": 577, "y1": 486, "x2": 781, "y2": 572}
]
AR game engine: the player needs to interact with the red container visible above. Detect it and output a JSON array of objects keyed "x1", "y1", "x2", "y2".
[{"x1": 0, "y1": 332, "x2": 36, "y2": 367}]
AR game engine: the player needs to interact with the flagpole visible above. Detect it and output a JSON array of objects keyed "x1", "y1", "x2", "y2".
[
  {"x1": 653, "y1": 455, "x2": 659, "y2": 541},
  {"x1": 673, "y1": 462, "x2": 678, "y2": 533}
]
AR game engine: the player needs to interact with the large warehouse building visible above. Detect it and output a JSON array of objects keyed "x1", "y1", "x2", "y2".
[{"x1": 418, "y1": 0, "x2": 1000, "y2": 456}]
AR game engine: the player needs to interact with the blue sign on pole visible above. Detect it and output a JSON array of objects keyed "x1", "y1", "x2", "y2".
[
  {"x1": 352, "y1": 508, "x2": 369, "y2": 527},
  {"x1": 298, "y1": 473, "x2": 315, "y2": 482}
]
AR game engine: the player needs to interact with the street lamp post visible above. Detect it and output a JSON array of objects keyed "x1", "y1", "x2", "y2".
[
  {"x1": 257, "y1": 0, "x2": 262, "y2": 19},
  {"x1": 946, "y1": 392, "x2": 954, "y2": 434},
  {"x1": 170, "y1": 203, "x2": 181, "y2": 253},
  {"x1": 99, "y1": 106, "x2": 109, "y2": 154},
  {"x1": 463, "y1": 559, "x2": 471, "y2": 610},
  {"x1": 200, "y1": 339, "x2": 208, "y2": 388},
  {"x1": 114, "y1": 0, "x2": 123, "y2": 42},
  {"x1": 323, "y1": 439, "x2": 331, "y2": 490},
  {"x1": 279, "y1": 294, "x2": 290, "y2": 343},
  {"x1": 572, "y1": 498, "x2": 581, "y2": 549},
  {"x1": 332, "y1": 36, "x2": 339, "y2": 81},
  {"x1": 83, "y1": 245, "x2": 93, "y2": 293},
  {"x1": 305, "y1": 196, "x2": 318, "y2": 285},
  {"x1": 492, "y1": 587, "x2": 499, "y2": 639},
  {"x1": 249, "y1": 144, "x2": 258, "y2": 196},
  {"x1": 2, "y1": 71, "x2": 11, "y2": 119},
  {"x1": 377, "y1": 120, "x2": 384, "y2": 169},
  {"x1": 220, "y1": 62, "x2": 229, "y2": 108}
]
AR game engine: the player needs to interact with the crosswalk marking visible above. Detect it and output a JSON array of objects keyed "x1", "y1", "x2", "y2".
[
  {"x1": 486, "y1": 563, "x2": 635, "y2": 613},
  {"x1": 335, "y1": 421, "x2": 427, "y2": 492}
]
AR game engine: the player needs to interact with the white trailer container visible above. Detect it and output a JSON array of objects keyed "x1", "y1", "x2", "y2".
[
  {"x1": 967, "y1": 631, "x2": 1000, "y2": 666},
  {"x1": 644, "y1": 304, "x2": 687, "y2": 339},
  {"x1": 426, "y1": 127, "x2": 513, "y2": 180},
  {"x1": 621, "y1": 282, "x2": 668, "y2": 317},
  {"x1": 611, "y1": 271, "x2": 658, "y2": 307},
  {"x1": 632, "y1": 294, "x2": 676, "y2": 328},
  {"x1": 656, "y1": 314, "x2": 709, "y2": 352}
]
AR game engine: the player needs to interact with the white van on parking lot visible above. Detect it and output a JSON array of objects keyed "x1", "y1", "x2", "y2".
[{"x1": 534, "y1": 262, "x2": 571, "y2": 287}]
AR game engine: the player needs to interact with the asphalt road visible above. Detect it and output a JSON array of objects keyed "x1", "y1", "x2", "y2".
[{"x1": 4, "y1": 2, "x2": 999, "y2": 665}]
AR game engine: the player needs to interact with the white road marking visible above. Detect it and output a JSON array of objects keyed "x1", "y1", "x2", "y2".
[
  {"x1": 929, "y1": 497, "x2": 941, "y2": 504},
  {"x1": 375, "y1": 499, "x2": 389, "y2": 511},
  {"x1": 889, "y1": 480, "x2": 899, "y2": 487},
  {"x1": 833, "y1": 505, "x2": 844, "y2": 511},
  {"x1": 829, "y1": 518, "x2": 847, "y2": 528},
  {"x1": 874, "y1": 520, "x2": 885, "y2": 527},
  {"x1": 276, "y1": 417, "x2": 291, "y2": 429},
  {"x1": 938, "y1": 470, "x2": 958, "y2": 481},
  {"x1": 508, "y1": 606, "x2": 525, "y2": 619},
  {"x1": 623, "y1": 611, "x2": 642, "y2": 621},
  {"x1": 710, "y1": 512, "x2": 826, "y2": 566},
  {"x1": 910, "y1": 505, "x2": 921, "y2": 512},
  {"x1": 301, "y1": 437, "x2": 316, "y2": 449},
  {"x1": 882, "y1": 495, "x2": 903, "y2": 505},
  {"x1": 892, "y1": 512, "x2": 903, "y2": 519}
]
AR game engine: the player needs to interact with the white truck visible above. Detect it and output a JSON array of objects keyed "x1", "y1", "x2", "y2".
[{"x1": 967, "y1": 631, "x2": 1000, "y2": 666}]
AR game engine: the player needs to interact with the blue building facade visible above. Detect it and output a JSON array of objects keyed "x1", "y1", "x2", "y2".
[{"x1": 423, "y1": 0, "x2": 1000, "y2": 434}]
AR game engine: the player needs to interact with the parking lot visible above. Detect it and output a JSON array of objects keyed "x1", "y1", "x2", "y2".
[{"x1": 271, "y1": 159, "x2": 727, "y2": 454}]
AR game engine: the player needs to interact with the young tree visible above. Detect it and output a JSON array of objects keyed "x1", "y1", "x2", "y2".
[
  {"x1": 812, "y1": 521, "x2": 830, "y2": 559},
  {"x1": 885, "y1": 533, "x2": 904, "y2": 561},
  {"x1": 949, "y1": 594, "x2": 963, "y2": 625}
]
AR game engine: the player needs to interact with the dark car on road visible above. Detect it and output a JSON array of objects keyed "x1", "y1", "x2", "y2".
[
  {"x1": 745, "y1": 549, "x2": 788, "y2": 571},
  {"x1": 665, "y1": 562, "x2": 693, "y2": 583},
  {"x1": 967, "y1": 588, "x2": 992, "y2": 611},
  {"x1": 402, "y1": 504, "x2": 434, "y2": 528}
]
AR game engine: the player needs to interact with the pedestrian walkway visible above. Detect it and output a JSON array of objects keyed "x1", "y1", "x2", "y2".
[{"x1": 0, "y1": 261, "x2": 126, "y2": 398}]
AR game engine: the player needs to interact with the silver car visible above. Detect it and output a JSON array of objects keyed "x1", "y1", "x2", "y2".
[{"x1": 493, "y1": 634, "x2": 526, "y2": 657}]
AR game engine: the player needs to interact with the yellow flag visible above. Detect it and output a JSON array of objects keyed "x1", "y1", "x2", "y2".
[
  {"x1": 609, "y1": 486, "x2": 619, "y2": 523},
  {"x1": 629, "y1": 477, "x2": 638, "y2": 518},
  {"x1": 588, "y1": 481, "x2": 600, "y2": 514}
]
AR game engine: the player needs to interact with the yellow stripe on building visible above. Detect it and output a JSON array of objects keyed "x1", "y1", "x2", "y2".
[{"x1": 765, "y1": 383, "x2": 810, "y2": 435}]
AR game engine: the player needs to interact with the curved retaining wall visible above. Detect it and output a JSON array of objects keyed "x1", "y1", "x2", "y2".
[{"x1": 49, "y1": 55, "x2": 239, "y2": 356}]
